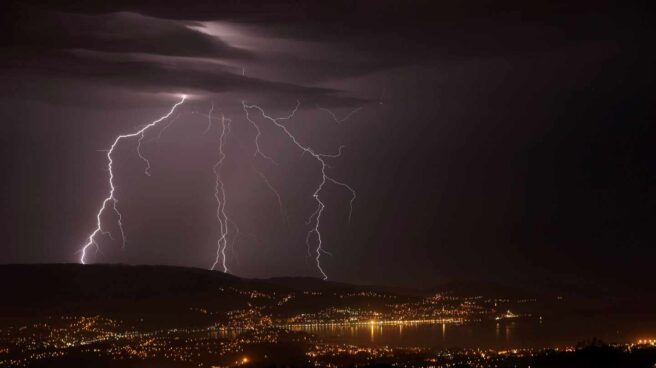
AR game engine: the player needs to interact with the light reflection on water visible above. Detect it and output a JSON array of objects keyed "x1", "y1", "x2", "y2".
[
  {"x1": 211, "y1": 329, "x2": 238, "y2": 339},
  {"x1": 289, "y1": 314, "x2": 656, "y2": 350}
]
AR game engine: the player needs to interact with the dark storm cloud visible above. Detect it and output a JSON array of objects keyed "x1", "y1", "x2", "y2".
[
  {"x1": 10, "y1": 0, "x2": 358, "y2": 21},
  {"x1": 12, "y1": 0, "x2": 641, "y2": 60},
  {"x1": 239, "y1": 0, "x2": 644, "y2": 86},
  {"x1": 13, "y1": 0, "x2": 634, "y2": 22},
  {"x1": 0, "y1": 49, "x2": 362, "y2": 104},
  {"x1": 4, "y1": 0, "x2": 634, "y2": 100},
  {"x1": 0, "y1": 4, "x2": 368, "y2": 107},
  {"x1": 5, "y1": 10, "x2": 252, "y2": 59}
]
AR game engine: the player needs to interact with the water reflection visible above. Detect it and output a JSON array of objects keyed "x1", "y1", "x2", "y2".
[
  {"x1": 212, "y1": 329, "x2": 238, "y2": 339},
  {"x1": 291, "y1": 314, "x2": 656, "y2": 350}
]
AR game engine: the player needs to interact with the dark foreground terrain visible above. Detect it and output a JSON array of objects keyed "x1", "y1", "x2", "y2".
[{"x1": 2, "y1": 264, "x2": 655, "y2": 367}]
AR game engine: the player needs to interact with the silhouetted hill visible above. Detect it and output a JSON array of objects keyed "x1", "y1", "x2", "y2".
[
  {"x1": 432, "y1": 279, "x2": 533, "y2": 298},
  {"x1": 1, "y1": 264, "x2": 289, "y2": 326},
  {"x1": 1, "y1": 264, "x2": 429, "y2": 327},
  {"x1": 264, "y1": 277, "x2": 426, "y2": 297},
  {"x1": 264, "y1": 277, "x2": 357, "y2": 291},
  {"x1": 1, "y1": 264, "x2": 420, "y2": 323},
  {"x1": 429, "y1": 278, "x2": 656, "y2": 313},
  {"x1": 8, "y1": 264, "x2": 646, "y2": 327}
]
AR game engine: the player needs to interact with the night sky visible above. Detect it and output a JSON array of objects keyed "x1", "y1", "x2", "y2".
[{"x1": 1, "y1": 1, "x2": 653, "y2": 292}]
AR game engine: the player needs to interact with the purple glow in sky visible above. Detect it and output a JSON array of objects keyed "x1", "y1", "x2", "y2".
[{"x1": 1, "y1": 0, "x2": 653, "y2": 292}]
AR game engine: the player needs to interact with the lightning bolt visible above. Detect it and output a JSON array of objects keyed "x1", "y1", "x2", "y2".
[
  {"x1": 194, "y1": 106, "x2": 284, "y2": 273},
  {"x1": 317, "y1": 105, "x2": 362, "y2": 124},
  {"x1": 79, "y1": 95, "x2": 187, "y2": 264},
  {"x1": 255, "y1": 169, "x2": 287, "y2": 224},
  {"x1": 154, "y1": 113, "x2": 182, "y2": 141},
  {"x1": 208, "y1": 106, "x2": 232, "y2": 273},
  {"x1": 244, "y1": 105, "x2": 278, "y2": 166},
  {"x1": 242, "y1": 100, "x2": 356, "y2": 280},
  {"x1": 202, "y1": 104, "x2": 215, "y2": 134}
]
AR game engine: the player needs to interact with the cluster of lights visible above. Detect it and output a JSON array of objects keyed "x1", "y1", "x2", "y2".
[{"x1": 3, "y1": 314, "x2": 656, "y2": 368}]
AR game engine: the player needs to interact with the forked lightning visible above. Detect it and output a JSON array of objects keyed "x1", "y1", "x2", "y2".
[
  {"x1": 242, "y1": 101, "x2": 356, "y2": 280},
  {"x1": 79, "y1": 95, "x2": 186, "y2": 264}
]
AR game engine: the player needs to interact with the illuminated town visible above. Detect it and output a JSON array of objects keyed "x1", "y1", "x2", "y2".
[
  {"x1": 2, "y1": 312, "x2": 656, "y2": 367},
  {"x1": 2, "y1": 277, "x2": 656, "y2": 367}
]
